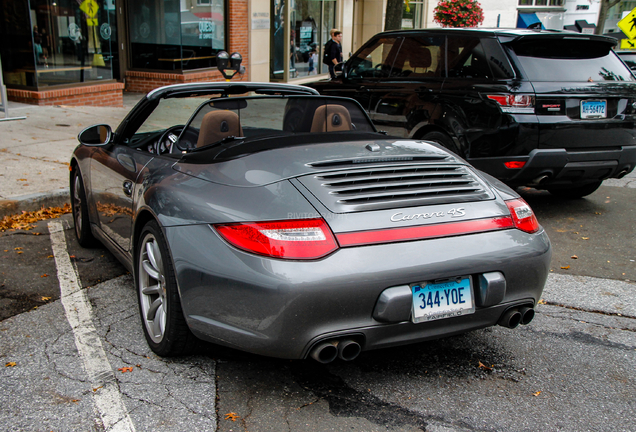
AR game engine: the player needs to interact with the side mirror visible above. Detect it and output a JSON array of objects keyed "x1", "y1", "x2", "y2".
[{"x1": 78, "y1": 124, "x2": 112, "y2": 146}]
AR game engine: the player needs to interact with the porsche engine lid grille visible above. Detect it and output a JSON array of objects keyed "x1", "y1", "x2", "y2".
[{"x1": 298, "y1": 164, "x2": 494, "y2": 212}]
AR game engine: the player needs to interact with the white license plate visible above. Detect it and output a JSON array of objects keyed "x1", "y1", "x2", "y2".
[
  {"x1": 581, "y1": 100, "x2": 606, "y2": 119},
  {"x1": 411, "y1": 276, "x2": 475, "y2": 323}
]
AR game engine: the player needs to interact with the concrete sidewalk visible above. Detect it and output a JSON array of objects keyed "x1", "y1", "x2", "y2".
[{"x1": 0, "y1": 93, "x2": 144, "y2": 217}]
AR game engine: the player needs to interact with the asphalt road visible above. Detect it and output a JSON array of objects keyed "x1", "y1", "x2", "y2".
[{"x1": 0, "y1": 183, "x2": 634, "y2": 431}]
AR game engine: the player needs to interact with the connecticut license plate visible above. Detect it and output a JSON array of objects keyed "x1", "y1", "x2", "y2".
[
  {"x1": 411, "y1": 277, "x2": 475, "y2": 323},
  {"x1": 581, "y1": 100, "x2": 606, "y2": 119}
]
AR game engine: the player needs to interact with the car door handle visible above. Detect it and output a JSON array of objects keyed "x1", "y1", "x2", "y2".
[{"x1": 122, "y1": 181, "x2": 133, "y2": 197}]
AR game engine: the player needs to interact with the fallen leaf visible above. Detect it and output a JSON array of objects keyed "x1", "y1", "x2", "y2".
[
  {"x1": 581, "y1": 237, "x2": 589, "y2": 240},
  {"x1": 538, "y1": 299, "x2": 546, "y2": 305},
  {"x1": 478, "y1": 361, "x2": 493, "y2": 372},
  {"x1": 41, "y1": 274, "x2": 48, "y2": 278},
  {"x1": 0, "y1": 204, "x2": 71, "y2": 232},
  {"x1": 14, "y1": 247, "x2": 22, "y2": 250},
  {"x1": 6, "y1": 362, "x2": 16, "y2": 367},
  {"x1": 41, "y1": 296, "x2": 51, "y2": 301},
  {"x1": 17, "y1": 251, "x2": 23, "y2": 254},
  {"x1": 561, "y1": 265, "x2": 570, "y2": 269},
  {"x1": 118, "y1": 367, "x2": 133, "y2": 373},
  {"x1": 92, "y1": 386, "x2": 103, "y2": 392},
  {"x1": 47, "y1": 255, "x2": 54, "y2": 258},
  {"x1": 224, "y1": 413, "x2": 240, "y2": 421},
  {"x1": 533, "y1": 391, "x2": 542, "y2": 396},
  {"x1": 571, "y1": 255, "x2": 578, "y2": 259}
]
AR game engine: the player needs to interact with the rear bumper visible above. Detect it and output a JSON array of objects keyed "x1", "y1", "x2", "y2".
[
  {"x1": 468, "y1": 146, "x2": 636, "y2": 187},
  {"x1": 167, "y1": 224, "x2": 551, "y2": 359}
]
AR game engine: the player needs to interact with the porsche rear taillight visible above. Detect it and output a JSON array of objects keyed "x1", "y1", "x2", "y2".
[
  {"x1": 505, "y1": 198, "x2": 540, "y2": 234},
  {"x1": 214, "y1": 218, "x2": 338, "y2": 260}
]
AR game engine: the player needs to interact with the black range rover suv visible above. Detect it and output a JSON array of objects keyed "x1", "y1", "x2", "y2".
[{"x1": 307, "y1": 28, "x2": 636, "y2": 198}]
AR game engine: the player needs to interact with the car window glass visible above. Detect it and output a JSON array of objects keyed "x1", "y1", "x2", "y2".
[
  {"x1": 447, "y1": 36, "x2": 493, "y2": 79},
  {"x1": 509, "y1": 39, "x2": 635, "y2": 82},
  {"x1": 389, "y1": 36, "x2": 444, "y2": 78},
  {"x1": 481, "y1": 38, "x2": 515, "y2": 79},
  {"x1": 347, "y1": 37, "x2": 401, "y2": 79},
  {"x1": 136, "y1": 97, "x2": 209, "y2": 134}
]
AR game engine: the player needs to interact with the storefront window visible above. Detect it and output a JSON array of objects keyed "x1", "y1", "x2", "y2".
[
  {"x1": 128, "y1": 0, "x2": 226, "y2": 71},
  {"x1": 401, "y1": 1, "x2": 425, "y2": 29},
  {"x1": 271, "y1": 0, "x2": 336, "y2": 81},
  {"x1": 0, "y1": 0, "x2": 114, "y2": 89}
]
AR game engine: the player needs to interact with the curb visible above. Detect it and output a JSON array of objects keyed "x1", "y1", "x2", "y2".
[{"x1": 0, "y1": 189, "x2": 70, "y2": 218}]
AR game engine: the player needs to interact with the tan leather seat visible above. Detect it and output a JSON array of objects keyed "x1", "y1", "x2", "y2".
[
  {"x1": 196, "y1": 110, "x2": 243, "y2": 148},
  {"x1": 310, "y1": 105, "x2": 352, "y2": 133}
]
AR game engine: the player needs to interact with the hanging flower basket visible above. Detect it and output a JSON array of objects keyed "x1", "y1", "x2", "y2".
[{"x1": 433, "y1": 0, "x2": 484, "y2": 28}]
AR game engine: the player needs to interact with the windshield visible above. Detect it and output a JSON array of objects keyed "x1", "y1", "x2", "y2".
[
  {"x1": 509, "y1": 39, "x2": 635, "y2": 82},
  {"x1": 177, "y1": 96, "x2": 375, "y2": 150}
]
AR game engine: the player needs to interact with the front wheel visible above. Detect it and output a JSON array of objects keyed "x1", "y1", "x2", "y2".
[
  {"x1": 546, "y1": 181, "x2": 602, "y2": 199},
  {"x1": 136, "y1": 220, "x2": 197, "y2": 356},
  {"x1": 71, "y1": 168, "x2": 98, "y2": 247}
]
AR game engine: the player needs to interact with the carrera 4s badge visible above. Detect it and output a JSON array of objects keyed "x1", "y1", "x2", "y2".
[{"x1": 391, "y1": 208, "x2": 466, "y2": 222}]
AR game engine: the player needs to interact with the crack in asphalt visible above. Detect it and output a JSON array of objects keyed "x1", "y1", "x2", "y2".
[
  {"x1": 541, "y1": 309, "x2": 636, "y2": 333},
  {"x1": 541, "y1": 300, "x2": 636, "y2": 320},
  {"x1": 290, "y1": 362, "x2": 429, "y2": 431}
]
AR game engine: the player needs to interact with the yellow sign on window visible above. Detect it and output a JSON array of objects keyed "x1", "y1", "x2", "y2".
[
  {"x1": 618, "y1": 8, "x2": 636, "y2": 40},
  {"x1": 620, "y1": 38, "x2": 636, "y2": 50},
  {"x1": 80, "y1": 0, "x2": 99, "y2": 18}
]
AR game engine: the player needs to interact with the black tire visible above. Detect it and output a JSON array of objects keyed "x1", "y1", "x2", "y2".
[
  {"x1": 136, "y1": 220, "x2": 197, "y2": 356},
  {"x1": 546, "y1": 181, "x2": 602, "y2": 199},
  {"x1": 420, "y1": 131, "x2": 462, "y2": 157},
  {"x1": 71, "y1": 168, "x2": 98, "y2": 247}
]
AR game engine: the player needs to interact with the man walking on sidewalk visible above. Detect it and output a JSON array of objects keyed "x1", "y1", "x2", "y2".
[{"x1": 325, "y1": 29, "x2": 343, "y2": 79}]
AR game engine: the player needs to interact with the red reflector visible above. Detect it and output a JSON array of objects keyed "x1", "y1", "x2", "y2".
[
  {"x1": 504, "y1": 161, "x2": 526, "y2": 169},
  {"x1": 505, "y1": 198, "x2": 540, "y2": 234},
  {"x1": 336, "y1": 217, "x2": 514, "y2": 247},
  {"x1": 214, "y1": 218, "x2": 338, "y2": 260}
]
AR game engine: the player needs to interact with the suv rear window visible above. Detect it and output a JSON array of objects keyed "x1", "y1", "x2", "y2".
[{"x1": 509, "y1": 39, "x2": 634, "y2": 82}]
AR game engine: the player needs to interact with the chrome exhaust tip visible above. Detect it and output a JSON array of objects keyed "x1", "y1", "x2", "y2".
[
  {"x1": 498, "y1": 308, "x2": 522, "y2": 329},
  {"x1": 519, "y1": 306, "x2": 535, "y2": 325},
  {"x1": 530, "y1": 174, "x2": 551, "y2": 186},
  {"x1": 616, "y1": 169, "x2": 629, "y2": 179},
  {"x1": 309, "y1": 340, "x2": 338, "y2": 364},
  {"x1": 337, "y1": 339, "x2": 362, "y2": 361}
]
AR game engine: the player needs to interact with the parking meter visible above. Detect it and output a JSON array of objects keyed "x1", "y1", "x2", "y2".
[{"x1": 217, "y1": 51, "x2": 243, "y2": 81}]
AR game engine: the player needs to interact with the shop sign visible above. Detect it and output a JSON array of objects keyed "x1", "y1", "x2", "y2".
[{"x1": 252, "y1": 12, "x2": 270, "y2": 30}]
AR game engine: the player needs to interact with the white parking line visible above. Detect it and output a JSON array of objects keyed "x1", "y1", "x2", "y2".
[{"x1": 48, "y1": 222, "x2": 136, "y2": 432}]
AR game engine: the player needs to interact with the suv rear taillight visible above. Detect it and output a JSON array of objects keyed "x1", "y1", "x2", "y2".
[
  {"x1": 505, "y1": 198, "x2": 540, "y2": 234},
  {"x1": 487, "y1": 94, "x2": 535, "y2": 113},
  {"x1": 214, "y1": 218, "x2": 339, "y2": 260}
]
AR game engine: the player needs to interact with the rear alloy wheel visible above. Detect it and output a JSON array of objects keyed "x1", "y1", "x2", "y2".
[
  {"x1": 71, "y1": 168, "x2": 97, "y2": 247},
  {"x1": 420, "y1": 131, "x2": 461, "y2": 157},
  {"x1": 137, "y1": 220, "x2": 196, "y2": 356},
  {"x1": 546, "y1": 181, "x2": 602, "y2": 199}
]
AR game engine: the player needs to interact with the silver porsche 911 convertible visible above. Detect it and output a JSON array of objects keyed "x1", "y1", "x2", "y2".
[{"x1": 71, "y1": 82, "x2": 551, "y2": 363}]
